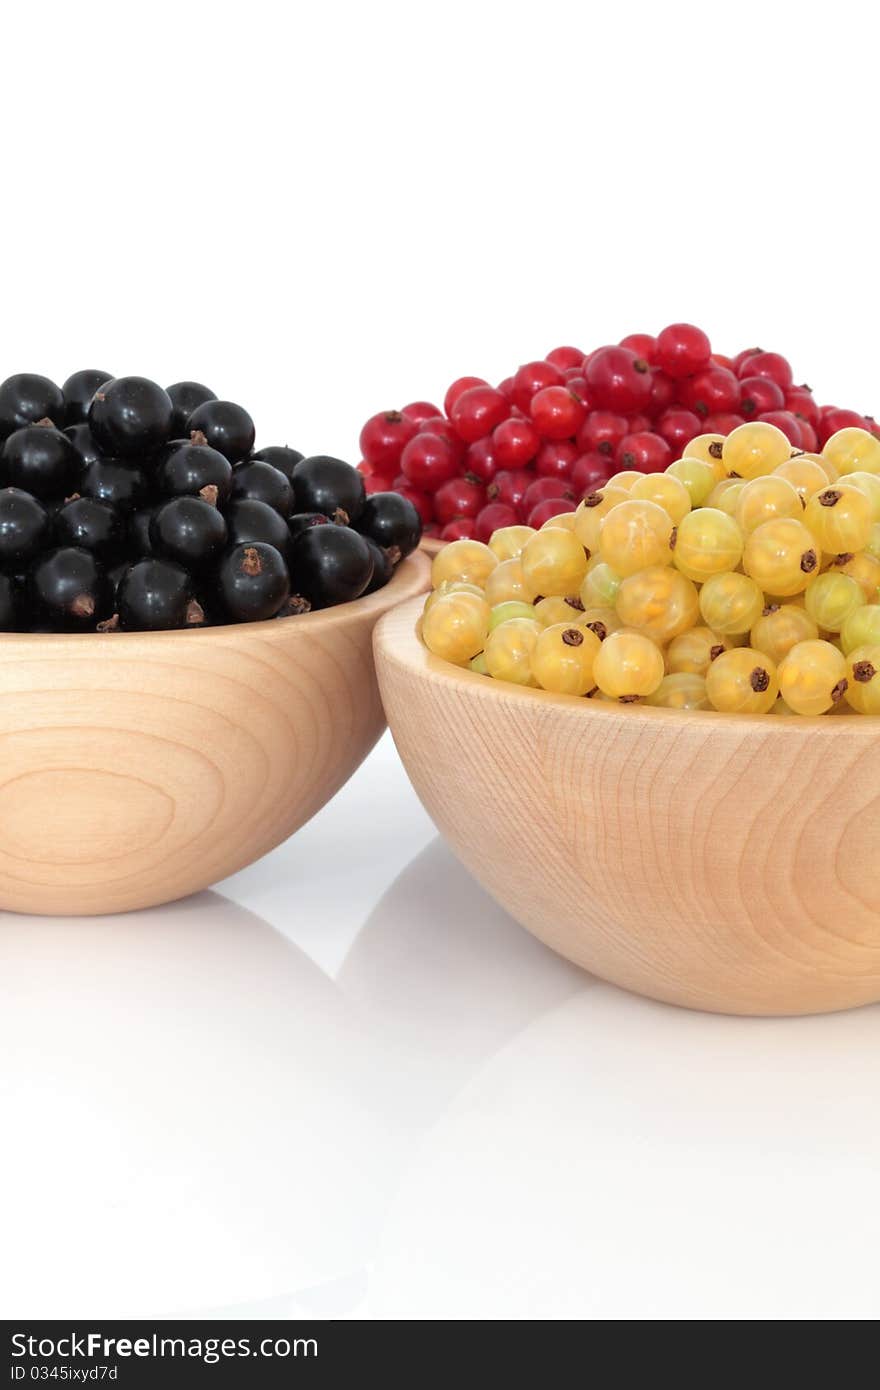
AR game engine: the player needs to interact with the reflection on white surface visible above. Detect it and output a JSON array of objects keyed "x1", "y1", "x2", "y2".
[{"x1": 2, "y1": 734, "x2": 879, "y2": 1320}]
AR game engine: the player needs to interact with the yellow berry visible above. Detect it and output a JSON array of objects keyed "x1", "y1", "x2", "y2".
[
  {"x1": 682, "y1": 433, "x2": 726, "y2": 477},
  {"x1": 706, "y1": 478, "x2": 747, "y2": 517},
  {"x1": 484, "y1": 617, "x2": 542, "y2": 685},
  {"x1": 432, "y1": 538, "x2": 498, "y2": 588},
  {"x1": 803, "y1": 571, "x2": 865, "y2": 632},
  {"x1": 488, "y1": 525, "x2": 534, "y2": 561},
  {"x1": 646, "y1": 672, "x2": 710, "y2": 710},
  {"x1": 423, "y1": 580, "x2": 485, "y2": 613},
  {"x1": 699, "y1": 571, "x2": 765, "y2": 634},
  {"x1": 844, "y1": 644, "x2": 880, "y2": 713},
  {"x1": 844, "y1": 471, "x2": 880, "y2": 520},
  {"x1": 734, "y1": 474, "x2": 803, "y2": 533},
  {"x1": 580, "y1": 558, "x2": 622, "y2": 608},
  {"x1": 487, "y1": 600, "x2": 538, "y2": 631},
  {"x1": 422, "y1": 590, "x2": 490, "y2": 665},
  {"x1": 531, "y1": 623, "x2": 601, "y2": 695},
  {"x1": 578, "y1": 605, "x2": 622, "y2": 641},
  {"x1": 540, "y1": 510, "x2": 577, "y2": 531},
  {"x1": 665, "y1": 457, "x2": 717, "y2": 507},
  {"x1": 534, "y1": 595, "x2": 589, "y2": 626},
  {"x1": 607, "y1": 469, "x2": 644, "y2": 492},
  {"x1": 616, "y1": 566, "x2": 699, "y2": 642},
  {"x1": 599, "y1": 499, "x2": 675, "y2": 576},
  {"x1": 629, "y1": 472, "x2": 692, "y2": 523},
  {"x1": 666, "y1": 625, "x2": 731, "y2": 676},
  {"x1": 705, "y1": 647, "x2": 779, "y2": 713},
  {"x1": 830, "y1": 550, "x2": 880, "y2": 601},
  {"x1": 778, "y1": 639, "x2": 849, "y2": 716},
  {"x1": 822, "y1": 427, "x2": 880, "y2": 477},
  {"x1": 749, "y1": 603, "x2": 819, "y2": 664},
  {"x1": 772, "y1": 455, "x2": 832, "y2": 502},
  {"x1": 722, "y1": 421, "x2": 793, "y2": 480},
  {"x1": 593, "y1": 630, "x2": 665, "y2": 700},
  {"x1": 469, "y1": 651, "x2": 489, "y2": 675},
  {"x1": 743, "y1": 518, "x2": 819, "y2": 596},
  {"x1": 841, "y1": 605, "x2": 880, "y2": 654},
  {"x1": 573, "y1": 486, "x2": 629, "y2": 551},
  {"x1": 520, "y1": 526, "x2": 589, "y2": 598},
  {"x1": 484, "y1": 557, "x2": 529, "y2": 605},
  {"x1": 803, "y1": 484, "x2": 873, "y2": 553},
  {"x1": 672, "y1": 507, "x2": 744, "y2": 581}
]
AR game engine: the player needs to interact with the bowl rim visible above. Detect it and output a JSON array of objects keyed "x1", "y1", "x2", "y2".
[
  {"x1": 0, "y1": 550, "x2": 431, "y2": 648},
  {"x1": 375, "y1": 593, "x2": 880, "y2": 734}
]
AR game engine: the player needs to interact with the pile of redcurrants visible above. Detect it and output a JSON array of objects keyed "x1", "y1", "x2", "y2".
[
  {"x1": 420, "y1": 420, "x2": 880, "y2": 716},
  {"x1": 0, "y1": 372, "x2": 421, "y2": 633},
  {"x1": 358, "y1": 325, "x2": 879, "y2": 541}
]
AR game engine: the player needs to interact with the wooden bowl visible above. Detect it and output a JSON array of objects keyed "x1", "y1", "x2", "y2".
[
  {"x1": 0, "y1": 553, "x2": 430, "y2": 916},
  {"x1": 420, "y1": 535, "x2": 445, "y2": 557},
  {"x1": 375, "y1": 595, "x2": 880, "y2": 1016}
]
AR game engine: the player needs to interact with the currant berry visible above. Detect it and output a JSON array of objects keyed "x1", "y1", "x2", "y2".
[
  {"x1": 778, "y1": 640, "x2": 849, "y2": 715},
  {"x1": 593, "y1": 630, "x2": 665, "y2": 701},
  {"x1": 484, "y1": 558, "x2": 530, "y2": 605},
  {"x1": 250, "y1": 445, "x2": 305, "y2": 483},
  {"x1": 0, "y1": 487, "x2": 50, "y2": 569},
  {"x1": 577, "y1": 410, "x2": 630, "y2": 458},
  {"x1": 292, "y1": 455, "x2": 365, "y2": 523},
  {"x1": 742, "y1": 518, "x2": 819, "y2": 596},
  {"x1": 493, "y1": 416, "x2": 540, "y2": 467},
  {"x1": 616, "y1": 566, "x2": 699, "y2": 642},
  {"x1": 166, "y1": 381, "x2": 217, "y2": 438},
  {"x1": 54, "y1": 497, "x2": 124, "y2": 561},
  {"x1": 646, "y1": 673, "x2": 710, "y2": 710},
  {"x1": 89, "y1": 376, "x2": 173, "y2": 458},
  {"x1": 803, "y1": 484, "x2": 872, "y2": 553},
  {"x1": 545, "y1": 346, "x2": 586, "y2": 371},
  {"x1": 218, "y1": 542, "x2": 290, "y2": 622},
  {"x1": 677, "y1": 365, "x2": 739, "y2": 418},
  {"x1": 61, "y1": 370, "x2": 114, "y2": 427},
  {"x1": 705, "y1": 647, "x2": 779, "y2": 714},
  {"x1": 757, "y1": 410, "x2": 803, "y2": 447},
  {"x1": 656, "y1": 408, "x2": 702, "y2": 456},
  {"x1": 487, "y1": 468, "x2": 532, "y2": 513},
  {"x1": 739, "y1": 351, "x2": 793, "y2": 392},
  {"x1": 157, "y1": 440, "x2": 233, "y2": 504},
  {"x1": 531, "y1": 622, "x2": 600, "y2": 695},
  {"x1": 475, "y1": 502, "x2": 518, "y2": 543},
  {"x1": 511, "y1": 361, "x2": 564, "y2": 414},
  {"x1": 734, "y1": 475, "x2": 803, "y2": 533},
  {"x1": 535, "y1": 440, "x2": 578, "y2": 481},
  {"x1": 29, "y1": 547, "x2": 113, "y2": 630},
  {"x1": 185, "y1": 399, "x2": 255, "y2": 463},
  {"x1": 521, "y1": 526, "x2": 588, "y2": 597},
  {"x1": 749, "y1": 603, "x2": 818, "y2": 664},
  {"x1": 443, "y1": 377, "x2": 488, "y2": 418},
  {"x1": 822, "y1": 427, "x2": 880, "y2": 477},
  {"x1": 598, "y1": 499, "x2": 675, "y2": 576},
  {"x1": 150, "y1": 496, "x2": 227, "y2": 570},
  {"x1": 699, "y1": 571, "x2": 765, "y2": 634},
  {"x1": 615, "y1": 431, "x2": 672, "y2": 474},
  {"x1": 359, "y1": 410, "x2": 418, "y2": 470},
  {"x1": 0, "y1": 374, "x2": 64, "y2": 438},
  {"x1": 722, "y1": 421, "x2": 792, "y2": 480},
  {"x1": 356, "y1": 490, "x2": 422, "y2": 558},
  {"x1": 231, "y1": 460, "x2": 294, "y2": 516},
  {"x1": 400, "y1": 432, "x2": 459, "y2": 491},
  {"x1": 654, "y1": 323, "x2": 711, "y2": 380},
  {"x1": 451, "y1": 386, "x2": 509, "y2": 443},
  {"x1": 584, "y1": 346, "x2": 652, "y2": 413},
  {"x1": 844, "y1": 644, "x2": 880, "y2": 713},
  {"x1": 224, "y1": 497, "x2": 291, "y2": 557},
  {"x1": 80, "y1": 458, "x2": 150, "y2": 513},
  {"x1": 401, "y1": 401, "x2": 442, "y2": 426},
  {"x1": 738, "y1": 375, "x2": 785, "y2": 418},
  {"x1": 803, "y1": 571, "x2": 865, "y2": 632},
  {"x1": 672, "y1": 507, "x2": 744, "y2": 580},
  {"x1": 529, "y1": 386, "x2": 586, "y2": 440},
  {"x1": 433, "y1": 476, "x2": 486, "y2": 525},
  {"x1": 487, "y1": 525, "x2": 535, "y2": 561},
  {"x1": 484, "y1": 617, "x2": 542, "y2": 685},
  {"x1": 421, "y1": 589, "x2": 490, "y2": 665},
  {"x1": 666, "y1": 625, "x2": 731, "y2": 676},
  {"x1": 1, "y1": 423, "x2": 80, "y2": 500}
]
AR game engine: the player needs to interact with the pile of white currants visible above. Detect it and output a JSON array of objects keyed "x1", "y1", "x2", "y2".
[{"x1": 419, "y1": 422, "x2": 880, "y2": 715}]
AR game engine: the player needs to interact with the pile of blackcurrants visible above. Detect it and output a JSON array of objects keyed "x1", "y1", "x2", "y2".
[{"x1": 0, "y1": 373, "x2": 422, "y2": 633}]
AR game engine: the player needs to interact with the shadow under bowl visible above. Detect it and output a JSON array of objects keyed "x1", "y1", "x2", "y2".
[
  {"x1": 375, "y1": 595, "x2": 880, "y2": 1017},
  {"x1": 0, "y1": 553, "x2": 430, "y2": 916}
]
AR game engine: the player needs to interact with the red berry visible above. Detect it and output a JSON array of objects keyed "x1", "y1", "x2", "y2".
[
  {"x1": 422, "y1": 522, "x2": 441, "y2": 538},
  {"x1": 619, "y1": 333, "x2": 657, "y2": 362},
  {"x1": 654, "y1": 323, "x2": 712, "y2": 380},
  {"x1": 702, "y1": 412, "x2": 744, "y2": 435},
  {"x1": 656, "y1": 408, "x2": 702, "y2": 456},
  {"x1": 391, "y1": 476, "x2": 433, "y2": 525},
  {"x1": 528, "y1": 497, "x2": 576, "y2": 528},
  {"x1": 443, "y1": 376, "x2": 487, "y2": 418},
  {"x1": 711, "y1": 354, "x2": 735, "y2": 371},
  {"x1": 535, "y1": 440, "x2": 578, "y2": 480},
  {"x1": 464, "y1": 437, "x2": 500, "y2": 485},
  {"x1": 399, "y1": 432, "x2": 459, "y2": 491},
  {"x1": 740, "y1": 351, "x2": 793, "y2": 392},
  {"x1": 757, "y1": 410, "x2": 803, "y2": 447},
  {"x1": 649, "y1": 370, "x2": 676, "y2": 414},
  {"x1": 433, "y1": 476, "x2": 486, "y2": 525},
  {"x1": 572, "y1": 451, "x2": 616, "y2": 494},
  {"x1": 577, "y1": 409, "x2": 629, "y2": 457},
  {"x1": 545, "y1": 346, "x2": 585, "y2": 371},
  {"x1": 626, "y1": 412, "x2": 652, "y2": 434},
  {"x1": 487, "y1": 468, "x2": 532, "y2": 511},
  {"x1": 584, "y1": 346, "x2": 653, "y2": 413},
  {"x1": 522, "y1": 476, "x2": 575, "y2": 517},
  {"x1": 817, "y1": 407, "x2": 869, "y2": 446},
  {"x1": 563, "y1": 371, "x2": 592, "y2": 401},
  {"x1": 451, "y1": 385, "x2": 510, "y2": 443},
  {"x1": 677, "y1": 365, "x2": 739, "y2": 418},
  {"x1": 475, "y1": 501, "x2": 518, "y2": 542},
  {"x1": 359, "y1": 409, "x2": 418, "y2": 470},
  {"x1": 797, "y1": 420, "x2": 818, "y2": 451},
  {"x1": 493, "y1": 416, "x2": 540, "y2": 467},
  {"x1": 784, "y1": 386, "x2": 819, "y2": 430},
  {"x1": 441, "y1": 518, "x2": 477, "y2": 541},
  {"x1": 732, "y1": 348, "x2": 762, "y2": 376},
  {"x1": 738, "y1": 375, "x2": 785, "y2": 418},
  {"x1": 511, "y1": 359, "x2": 565, "y2": 413},
  {"x1": 417, "y1": 416, "x2": 465, "y2": 458},
  {"x1": 867, "y1": 417, "x2": 880, "y2": 441},
  {"x1": 615, "y1": 430, "x2": 672, "y2": 474},
  {"x1": 401, "y1": 400, "x2": 443, "y2": 426},
  {"x1": 497, "y1": 376, "x2": 516, "y2": 400},
  {"x1": 364, "y1": 473, "x2": 392, "y2": 495},
  {"x1": 530, "y1": 385, "x2": 587, "y2": 440}
]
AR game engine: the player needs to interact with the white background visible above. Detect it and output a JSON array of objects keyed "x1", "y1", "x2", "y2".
[{"x1": 1, "y1": 0, "x2": 879, "y2": 1322}]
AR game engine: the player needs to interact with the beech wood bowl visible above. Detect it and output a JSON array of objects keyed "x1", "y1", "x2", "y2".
[
  {"x1": 0, "y1": 553, "x2": 430, "y2": 917},
  {"x1": 420, "y1": 536, "x2": 445, "y2": 557},
  {"x1": 375, "y1": 595, "x2": 880, "y2": 1016}
]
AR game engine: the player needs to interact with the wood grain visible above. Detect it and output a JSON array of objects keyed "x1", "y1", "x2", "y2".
[
  {"x1": 375, "y1": 595, "x2": 880, "y2": 1016},
  {"x1": 0, "y1": 553, "x2": 430, "y2": 916}
]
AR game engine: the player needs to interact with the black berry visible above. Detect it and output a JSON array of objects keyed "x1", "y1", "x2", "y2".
[
  {"x1": 186, "y1": 399, "x2": 255, "y2": 463},
  {"x1": 54, "y1": 498, "x2": 124, "y2": 561},
  {"x1": 230, "y1": 460, "x2": 293, "y2": 516},
  {"x1": 150, "y1": 496, "x2": 227, "y2": 570},
  {"x1": 1, "y1": 423, "x2": 80, "y2": 500},
  {"x1": 0, "y1": 572, "x2": 18, "y2": 628},
  {"x1": 157, "y1": 439, "x2": 232, "y2": 504},
  {"x1": 288, "y1": 525, "x2": 373, "y2": 608},
  {"x1": 89, "y1": 376, "x2": 173, "y2": 459},
  {"x1": 166, "y1": 381, "x2": 217, "y2": 438},
  {"x1": 287, "y1": 511, "x2": 330, "y2": 542},
  {"x1": 292, "y1": 455, "x2": 365, "y2": 524},
  {"x1": 28, "y1": 547, "x2": 112, "y2": 629},
  {"x1": 80, "y1": 458, "x2": 150, "y2": 512},
  {"x1": 355, "y1": 490, "x2": 422, "y2": 559},
  {"x1": 0, "y1": 488, "x2": 50, "y2": 570},
  {"x1": 251, "y1": 445, "x2": 304, "y2": 482},
  {"x1": 65, "y1": 423, "x2": 105, "y2": 467},
  {"x1": 362, "y1": 536, "x2": 393, "y2": 593},
  {"x1": 117, "y1": 559, "x2": 199, "y2": 631},
  {"x1": 61, "y1": 370, "x2": 113, "y2": 427},
  {"x1": 0, "y1": 374, "x2": 64, "y2": 439},
  {"x1": 218, "y1": 543, "x2": 290, "y2": 622},
  {"x1": 224, "y1": 497, "x2": 290, "y2": 557}
]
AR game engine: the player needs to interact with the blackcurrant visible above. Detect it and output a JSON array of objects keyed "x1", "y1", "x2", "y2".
[
  {"x1": 218, "y1": 542, "x2": 290, "y2": 623},
  {"x1": 355, "y1": 490, "x2": 422, "y2": 559},
  {"x1": 128, "y1": 507, "x2": 155, "y2": 557},
  {"x1": 80, "y1": 458, "x2": 150, "y2": 512},
  {"x1": 362, "y1": 536, "x2": 393, "y2": 593},
  {"x1": 0, "y1": 488, "x2": 50, "y2": 570},
  {"x1": 117, "y1": 558, "x2": 201, "y2": 631},
  {"x1": 0, "y1": 572, "x2": 19, "y2": 628},
  {"x1": 166, "y1": 381, "x2": 217, "y2": 438},
  {"x1": 287, "y1": 511, "x2": 330, "y2": 541},
  {"x1": 54, "y1": 497, "x2": 124, "y2": 561},
  {"x1": 230, "y1": 460, "x2": 293, "y2": 517},
  {"x1": 288, "y1": 525, "x2": 373, "y2": 608},
  {"x1": 156, "y1": 440, "x2": 232, "y2": 504},
  {"x1": 65, "y1": 423, "x2": 105, "y2": 467},
  {"x1": 149, "y1": 496, "x2": 227, "y2": 570},
  {"x1": 251, "y1": 444, "x2": 304, "y2": 482},
  {"x1": 291, "y1": 455, "x2": 365, "y2": 524},
  {"x1": 28, "y1": 547, "x2": 112, "y2": 629},
  {"x1": 61, "y1": 369, "x2": 113, "y2": 427},
  {"x1": 0, "y1": 374, "x2": 64, "y2": 438},
  {"x1": 186, "y1": 400, "x2": 255, "y2": 463},
  {"x1": 1, "y1": 424, "x2": 80, "y2": 500},
  {"x1": 88, "y1": 376, "x2": 173, "y2": 459},
  {"x1": 224, "y1": 498, "x2": 290, "y2": 557}
]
